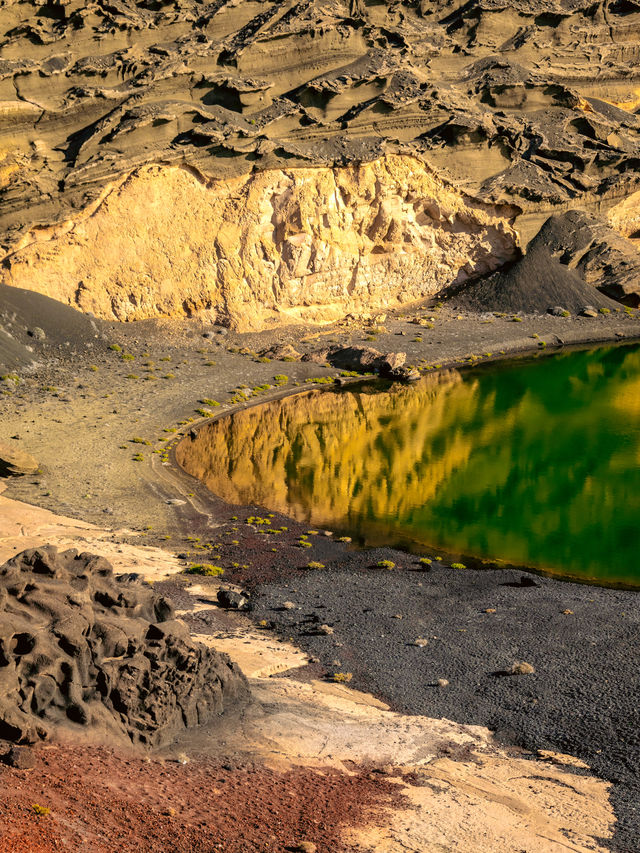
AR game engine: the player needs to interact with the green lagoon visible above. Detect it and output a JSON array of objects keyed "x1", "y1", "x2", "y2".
[{"x1": 180, "y1": 343, "x2": 640, "y2": 586}]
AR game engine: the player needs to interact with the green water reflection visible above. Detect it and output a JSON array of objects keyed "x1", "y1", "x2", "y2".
[{"x1": 179, "y1": 343, "x2": 640, "y2": 585}]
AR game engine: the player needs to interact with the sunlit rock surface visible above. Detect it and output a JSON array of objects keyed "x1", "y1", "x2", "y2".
[{"x1": 2, "y1": 0, "x2": 640, "y2": 325}]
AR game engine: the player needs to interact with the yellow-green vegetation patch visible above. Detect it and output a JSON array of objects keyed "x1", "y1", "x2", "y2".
[
  {"x1": 451, "y1": 562, "x2": 466, "y2": 570},
  {"x1": 305, "y1": 376, "x2": 334, "y2": 384},
  {"x1": 186, "y1": 563, "x2": 224, "y2": 577},
  {"x1": 332, "y1": 672, "x2": 352, "y2": 683},
  {"x1": 376, "y1": 559, "x2": 395, "y2": 569}
]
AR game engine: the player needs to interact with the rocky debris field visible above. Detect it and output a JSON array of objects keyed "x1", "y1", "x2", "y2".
[{"x1": 0, "y1": 545, "x2": 248, "y2": 747}]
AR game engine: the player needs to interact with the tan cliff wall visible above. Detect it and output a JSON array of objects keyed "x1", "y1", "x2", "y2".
[{"x1": 0, "y1": 155, "x2": 519, "y2": 331}]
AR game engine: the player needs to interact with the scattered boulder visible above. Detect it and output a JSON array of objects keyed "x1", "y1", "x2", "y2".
[
  {"x1": 2, "y1": 745, "x2": 36, "y2": 769},
  {"x1": 0, "y1": 546, "x2": 249, "y2": 747},
  {"x1": 437, "y1": 678, "x2": 450, "y2": 688},
  {"x1": 28, "y1": 327, "x2": 45, "y2": 340},
  {"x1": 0, "y1": 440, "x2": 39, "y2": 476},
  {"x1": 303, "y1": 345, "x2": 417, "y2": 382},
  {"x1": 217, "y1": 588, "x2": 250, "y2": 610},
  {"x1": 510, "y1": 661, "x2": 535, "y2": 675},
  {"x1": 260, "y1": 343, "x2": 301, "y2": 361},
  {"x1": 548, "y1": 306, "x2": 570, "y2": 317},
  {"x1": 580, "y1": 306, "x2": 599, "y2": 318}
]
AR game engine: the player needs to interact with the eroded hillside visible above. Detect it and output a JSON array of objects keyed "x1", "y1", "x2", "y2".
[{"x1": 2, "y1": 0, "x2": 640, "y2": 325}]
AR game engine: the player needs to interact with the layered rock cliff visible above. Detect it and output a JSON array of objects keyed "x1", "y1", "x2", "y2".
[
  {"x1": 2, "y1": 0, "x2": 640, "y2": 324},
  {"x1": 1, "y1": 156, "x2": 519, "y2": 328}
]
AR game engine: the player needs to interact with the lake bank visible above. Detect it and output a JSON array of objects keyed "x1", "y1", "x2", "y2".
[{"x1": 1, "y1": 302, "x2": 638, "y2": 850}]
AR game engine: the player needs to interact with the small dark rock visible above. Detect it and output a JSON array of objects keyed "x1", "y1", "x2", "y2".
[
  {"x1": 28, "y1": 327, "x2": 45, "y2": 340},
  {"x1": 217, "y1": 588, "x2": 250, "y2": 610},
  {"x1": 4, "y1": 745, "x2": 36, "y2": 769}
]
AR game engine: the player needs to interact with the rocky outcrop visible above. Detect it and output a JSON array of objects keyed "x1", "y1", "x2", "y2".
[
  {"x1": 1, "y1": 0, "x2": 640, "y2": 326},
  {"x1": 1, "y1": 0, "x2": 640, "y2": 250},
  {"x1": 0, "y1": 546, "x2": 249, "y2": 746},
  {"x1": 450, "y1": 210, "x2": 632, "y2": 314},
  {"x1": 1, "y1": 156, "x2": 519, "y2": 330}
]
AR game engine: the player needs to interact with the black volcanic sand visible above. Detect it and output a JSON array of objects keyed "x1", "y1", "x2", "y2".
[{"x1": 250, "y1": 552, "x2": 640, "y2": 852}]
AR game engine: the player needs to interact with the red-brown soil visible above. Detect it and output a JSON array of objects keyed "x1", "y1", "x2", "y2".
[{"x1": 0, "y1": 743, "x2": 405, "y2": 853}]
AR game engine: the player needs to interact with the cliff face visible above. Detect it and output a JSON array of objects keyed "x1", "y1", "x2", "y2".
[
  {"x1": 1, "y1": 155, "x2": 519, "y2": 329},
  {"x1": 2, "y1": 0, "x2": 640, "y2": 324}
]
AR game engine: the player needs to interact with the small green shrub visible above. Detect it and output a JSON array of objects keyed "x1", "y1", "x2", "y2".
[
  {"x1": 419, "y1": 557, "x2": 432, "y2": 566},
  {"x1": 121, "y1": 352, "x2": 135, "y2": 360},
  {"x1": 599, "y1": 307, "x2": 611, "y2": 314},
  {"x1": 187, "y1": 563, "x2": 224, "y2": 577},
  {"x1": 451, "y1": 562, "x2": 466, "y2": 570},
  {"x1": 332, "y1": 672, "x2": 352, "y2": 683},
  {"x1": 306, "y1": 561, "x2": 325, "y2": 569},
  {"x1": 31, "y1": 804, "x2": 51, "y2": 817},
  {"x1": 376, "y1": 560, "x2": 395, "y2": 569},
  {"x1": 130, "y1": 437, "x2": 151, "y2": 445},
  {"x1": 200, "y1": 398, "x2": 220, "y2": 407},
  {"x1": 108, "y1": 344, "x2": 121, "y2": 352}
]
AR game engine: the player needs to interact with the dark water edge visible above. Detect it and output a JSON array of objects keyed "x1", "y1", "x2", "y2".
[{"x1": 172, "y1": 342, "x2": 640, "y2": 850}]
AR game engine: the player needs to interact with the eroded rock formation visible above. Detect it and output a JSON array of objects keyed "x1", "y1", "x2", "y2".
[
  {"x1": 1, "y1": 156, "x2": 518, "y2": 329},
  {"x1": 1, "y1": 0, "x2": 640, "y2": 325},
  {"x1": 0, "y1": 546, "x2": 249, "y2": 746}
]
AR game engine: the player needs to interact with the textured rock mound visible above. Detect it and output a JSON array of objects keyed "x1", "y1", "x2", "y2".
[
  {"x1": 450, "y1": 211, "x2": 633, "y2": 315},
  {"x1": 0, "y1": 547, "x2": 249, "y2": 746}
]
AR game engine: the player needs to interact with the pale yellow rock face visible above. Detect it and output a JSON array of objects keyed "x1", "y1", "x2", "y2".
[
  {"x1": 1, "y1": 155, "x2": 519, "y2": 331},
  {"x1": 607, "y1": 190, "x2": 640, "y2": 242}
]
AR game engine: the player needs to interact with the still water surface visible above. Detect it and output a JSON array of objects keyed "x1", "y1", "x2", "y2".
[{"x1": 178, "y1": 344, "x2": 640, "y2": 585}]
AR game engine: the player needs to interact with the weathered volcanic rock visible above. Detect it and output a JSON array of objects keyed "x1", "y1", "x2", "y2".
[
  {"x1": 304, "y1": 345, "x2": 407, "y2": 375},
  {"x1": 2, "y1": 1, "x2": 640, "y2": 327},
  {"x1": 450, "y1": 211, "x2": 631, "y2": 315},
  {"x1": 0, "y1": 547, "x2": 249, "y2": 747}
]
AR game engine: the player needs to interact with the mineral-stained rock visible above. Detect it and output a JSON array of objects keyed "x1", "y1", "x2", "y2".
[
  {"x1": 1, "y1": 157, "x2": 519, "y2": 331},
  {"x1": 0, "y1": 547, "x2": 249, "y2": 747}
]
